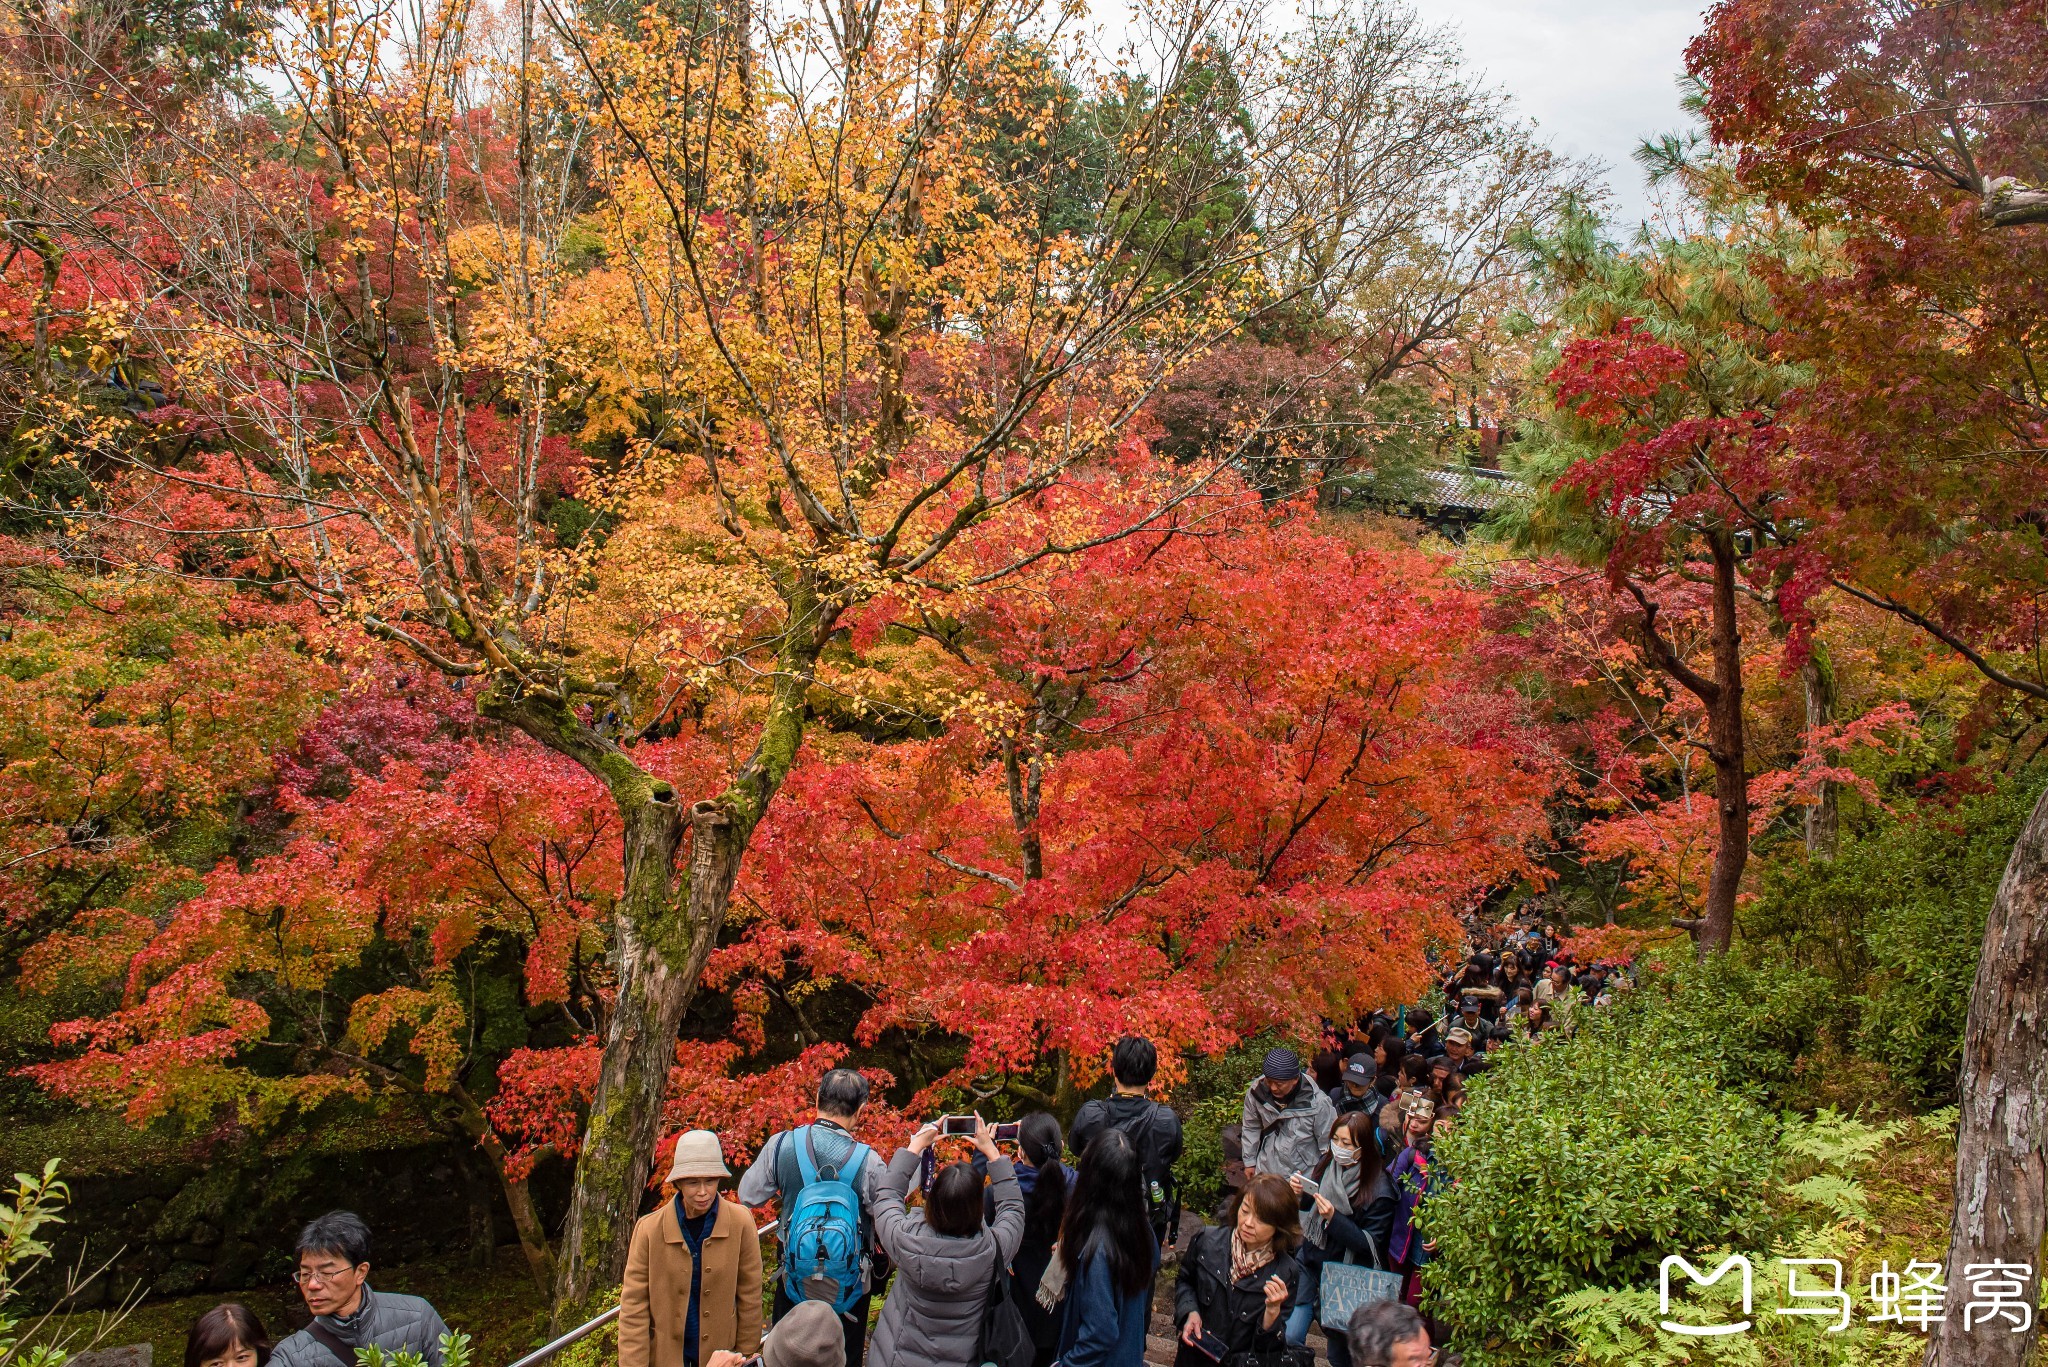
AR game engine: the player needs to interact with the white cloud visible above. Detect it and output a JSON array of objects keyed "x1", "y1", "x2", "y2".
[{"x1": 1419, "y1": 0, "x2": 1705, "y2": 226}]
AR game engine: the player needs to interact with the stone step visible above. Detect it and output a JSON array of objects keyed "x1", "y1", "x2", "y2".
[{"x1": 1141, "y1": 1316, "x2": 1328, "y2": 1365}]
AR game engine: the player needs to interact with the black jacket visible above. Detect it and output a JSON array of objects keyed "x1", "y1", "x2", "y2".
[
  {"x1": 1071, "y1": 1093, "x2": 1185, "y2": 1234},
  {"x1": 1172, "y1": 1225, "x2": 1300, "y2": 1367},
  {"x1": 1070, "y1": 1094, "x2": 1184, "y2": 1178}
]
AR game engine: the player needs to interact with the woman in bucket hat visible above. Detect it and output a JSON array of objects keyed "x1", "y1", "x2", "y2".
[{"x1": 621, "y1": 1130, "x2": 764, "y2": 1367}]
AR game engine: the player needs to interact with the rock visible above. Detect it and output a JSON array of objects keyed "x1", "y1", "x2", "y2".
[
  {"x1": 66, "y1": 1345, "x2": 152, "y2": 1367},
  {"x1": 157, "y1": 1260, "x2": 209, "y2": 1295}
]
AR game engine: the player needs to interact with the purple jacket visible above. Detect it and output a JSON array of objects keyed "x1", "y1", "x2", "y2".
[{"x1": 1388, "y1": 1144, "x2": 1436, "y2": 1266}]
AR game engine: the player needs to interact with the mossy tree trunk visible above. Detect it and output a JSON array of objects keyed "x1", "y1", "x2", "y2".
[{"x1": 482, "y1": 612, "x2": 826, "y2": 1317}]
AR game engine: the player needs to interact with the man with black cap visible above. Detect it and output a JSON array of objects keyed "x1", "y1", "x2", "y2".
[
  {"x1": 1240, "y1": 1047, "x2": 1337, "y2": 1182},
  {"x1": 1328, "y1": 1054, "x2": 1381, "y2": 1121},
  {"x1": 1455, "y1": 993, "x2": 1502, "y2": 1048}
]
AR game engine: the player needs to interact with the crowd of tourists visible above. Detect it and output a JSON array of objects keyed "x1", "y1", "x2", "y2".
[{"x1": 179, "y1": 920, "x2": 1622, "y2": 1367}]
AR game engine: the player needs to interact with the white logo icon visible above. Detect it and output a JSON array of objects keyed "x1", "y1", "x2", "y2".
[{"x1": 1660, "y1": 1254, "x2": 1754, "y2": 1336}]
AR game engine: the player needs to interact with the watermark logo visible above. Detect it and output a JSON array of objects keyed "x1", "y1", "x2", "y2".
[
  {"x1": 1660, "y1": 1255, "x2": 1752, "y2": 1336},
  {"x1": 1653, "y1": 1256, "x2": 2035, "y2": 1337}
]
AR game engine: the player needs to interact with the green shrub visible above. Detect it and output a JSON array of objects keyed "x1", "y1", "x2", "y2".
[
  {"x1": 1749, "y1": 777, "x2": 2042, "y2": 1104},
  {"x1": 1550, "y1": 1111, "x2": 1920, "y2": 1367},
  {"x1": 1173, "y1": 1091, "x2": 1241, "y2": 1218},
  {"x1": 1854, "y1": 783, "x2": 2040, "y2": 1104},
  {"x1": 1617, "y1": 954, "x2": 1833, "y2": 1104},
  {"x1": 1421, "y1": 1015, "x2": 1784, "y2": 1366}
]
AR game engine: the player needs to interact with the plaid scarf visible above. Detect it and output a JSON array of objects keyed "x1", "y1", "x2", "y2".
[{"x1": 1230, "y1": 1232, "x2": 1274, "y2": 1283}]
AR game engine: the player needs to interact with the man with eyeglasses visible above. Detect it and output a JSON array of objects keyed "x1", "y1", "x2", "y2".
[
  {"x1": 1346, "y1": 1300, "x2": 1434, "y2": 1367},
  {"x1": 270, "y1": 1211, "x2": 452, "y2": 1367}
]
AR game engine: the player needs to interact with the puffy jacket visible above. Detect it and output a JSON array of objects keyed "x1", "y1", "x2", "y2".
[
  {"x1": 270, "y1": 1288, "x2": 449, "y2": 1367},
  {"x1": 1239, "y1": 1081, "x2": 1335, "y2": 1181},
  {"x1": 1171, "y1": 1225, "x2": 1299, "y2": 1367},
  {"x1": 869, "y1": 1150, "x2": 1025, "y2": 1367}
]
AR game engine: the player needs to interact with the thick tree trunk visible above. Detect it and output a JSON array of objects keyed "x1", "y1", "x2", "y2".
[
  {"x1": 1696, "y1": 532, "x2": 1747, "y2": 956},
  {"x1": 550, "y1": 797, "x2": 749, "y2": 1313},
  {"x1": 548, "y1": 792, "x2": 693, "y2": 1313},
  {"x1": 487, "y1": 624, "x2": 823, "y2": 1318},
  {"x1": 1800, "y1": 643, "x2": 1838, "y2": 860},
  {"x1": 1924, "y1": 785, "x2": 2048, "y2": 1367}
]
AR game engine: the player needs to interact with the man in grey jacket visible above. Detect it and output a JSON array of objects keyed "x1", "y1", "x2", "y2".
[
  {"x1": 736, "y1": 1068, "x2": 885, "y2": 1367},
  {"x1": 1240, "y1": 1048, "x2": 1336, "y2": 1181},
  {"x1": 269, "y1": 1212, "x2": 450, "y2": 1367}
]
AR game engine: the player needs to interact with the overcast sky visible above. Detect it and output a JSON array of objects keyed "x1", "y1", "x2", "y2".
[{"x1": 1423, "y1": 0, "x2": 1708, "y2": 226}]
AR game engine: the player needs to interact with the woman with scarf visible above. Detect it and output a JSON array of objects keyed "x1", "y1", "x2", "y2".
[
  {"x1": 1173, "y1": 1174, "x2": 1300, "y2": 1367},
  {"x1": 1286, "y1": 1115, "x2": 1397, "y2": 1367},
  {"x1": 1387, "y1": 1100, "x2": 1441, "y2": 1310}
]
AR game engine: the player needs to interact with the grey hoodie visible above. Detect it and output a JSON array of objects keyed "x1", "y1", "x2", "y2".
[
  {"x1": 868, "y1": 1150, "x2": 1025, "y2": 1367},
  {"x1": 270, "y1": 1287, "x2": 450, "y2": 1367}
]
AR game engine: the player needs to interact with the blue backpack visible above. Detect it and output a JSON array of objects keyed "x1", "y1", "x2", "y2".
[{"x1": 777, "y1": 1125, "x2": 872, "y2": 1314}]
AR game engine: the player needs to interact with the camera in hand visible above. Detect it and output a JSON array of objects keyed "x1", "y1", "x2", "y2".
[
  {"x1": 992, "y1": 1121, "x2": 1019, "y2": 1142},
  {"x1": 939, "y1": 1114, "x2": 978, "y2": 1136}
]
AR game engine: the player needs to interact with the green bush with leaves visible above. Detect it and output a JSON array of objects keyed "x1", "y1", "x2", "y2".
[
  {"x1": 1752, "y1": 778, "x2": 2041, "y2": 1104},
  {"x1": 1420, "y1": 1014, "x2": 1784, "y2": 1366},
  {"x1": 2, "y1": 1162, "x2": 72, "y2": 1367},
  {"x1": 0, "y1": 1161, "x2": 118, "y2": 1367},
  {"x1": 1551, "y1": 1112, "x2": 1924, "y2": 1366},
  {"x1": 1615, "y1": 954, "x2": 1834, "y2": 1105},
  {"x1": 355, "y1": 1332, "x2": 472, "y2": 1367},
  {"x1": 1173, "y1": 1091, "x2": 1242, "y2": 1218}
]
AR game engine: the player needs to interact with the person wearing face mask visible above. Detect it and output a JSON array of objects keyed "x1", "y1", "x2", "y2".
[{"x1": 1287, "y1": 1116, "x2": 1398, "y2": 1367}]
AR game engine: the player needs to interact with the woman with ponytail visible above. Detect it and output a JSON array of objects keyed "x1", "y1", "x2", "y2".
[{"x1": 999, "y1": 1112, "x2": 1071, "y2": 1367}]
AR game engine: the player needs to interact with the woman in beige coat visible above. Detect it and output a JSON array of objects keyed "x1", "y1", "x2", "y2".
[{"x1": 621, "y1": 1130, "x2": 764, "y2": 1367}]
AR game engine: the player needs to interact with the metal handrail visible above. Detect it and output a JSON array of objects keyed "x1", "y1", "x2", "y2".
[
  {"x1": 506, "y1": 1218, "x2": 781, "y2": 1367},
  {"x1": 505, "y1": 1307, "x2": 619, "y2": 1367}
]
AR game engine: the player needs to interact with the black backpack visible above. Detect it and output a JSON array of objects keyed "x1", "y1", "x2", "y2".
[{"x1": 1100, "y1": 1097, "x2": 1178, "y2": 1232}]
